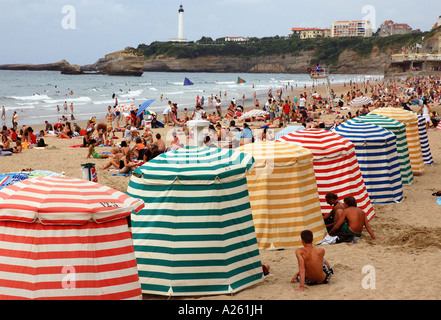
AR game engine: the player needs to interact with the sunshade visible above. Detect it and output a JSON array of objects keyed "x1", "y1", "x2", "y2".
[
  {"x1": 127, "y1": 146, "x2": 263, "y2": 296},
  {"x1": 278, "y1": 129, "x2": 375, "y2": 220},
  {"x1": 348, "y1": 114, "x2": 414, "y2": 185},
  {"x1": 237, "y1": 141, "x2": 327, "y2": 249},
  {"x1": 331, "y1": 121, "x2": 403, "y2": 204},
  {"x1": 349, "y1": 96, "x2": 373, "y2": 107}
]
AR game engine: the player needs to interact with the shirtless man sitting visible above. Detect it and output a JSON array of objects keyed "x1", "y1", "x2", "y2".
[
  {"x1": 291, "y1": 230, "x2": 333, "y2": 292},
  {"x1": 153, "y1": 133, "x2": 166, "y2": 154},
  {"x1": 329, "y1": 196, "x2": 380, "y2": 242}
]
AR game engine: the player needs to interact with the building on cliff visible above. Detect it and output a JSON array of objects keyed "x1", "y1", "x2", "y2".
[
  {"x1": 378, "y1": 20, "x2": 412, "y2": 37},
  {"x1": 331, "y1": 20, "x2": 373, "y2": 37},
  {"x1": 169, "y1": 4, "x2": 187, "y2": 43},
  {"x1": 291, "y1": 28, "x2": 331, "y2": 39}
]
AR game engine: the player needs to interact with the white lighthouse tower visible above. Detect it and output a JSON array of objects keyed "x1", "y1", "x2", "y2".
[{"x1": 169, "y1": 4, "x2": 187, "y2": 42}]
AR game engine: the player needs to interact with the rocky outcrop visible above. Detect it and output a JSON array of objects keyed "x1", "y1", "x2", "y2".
[
  {"x1": 100, "y1": 50, "x2": 144, "y2": 76},
  {"x1": 0, "y1": 50, "x2": 145, "y2": 76},
  {"x1": 142, "y1": 48, "x2": 390, "y2": 75},
  {"x1": 0, "y1": 60, "x2": 74, "y2": 72}
]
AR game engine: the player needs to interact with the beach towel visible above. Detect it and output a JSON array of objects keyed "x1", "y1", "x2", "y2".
[
  {"x1": 69, "y1": 144, "x2": 83, "y2": 148},
  {"x1": 437, "y1": 197, "x2": 441, "y2": 206},
  {"x1": 111, "y1": 171, "x2": 132, "y2": 177},
  {"x1": 0, "y1": 172, "x2": 31, "y2": 190}
]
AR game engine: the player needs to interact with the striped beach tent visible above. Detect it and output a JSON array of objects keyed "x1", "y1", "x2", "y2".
[
  {"x1": 237, "y1": 141, "x2": 327, "y2": 250},
  {"x1": 127, "y1": 146, "x2": 263, "y2": 297},
  {"x1": 278, "y1": 129, "x2": 375, "y2": 220},
  {"x1": 370, "y1": 107, "x2": 425, "y2": 174},
  {"x1": 331, "y1": 121, "x2": 403, "y2": 204},
  {"x1": 0, "y1": 176, "x2": 144, "y2": 300},
  {"x1": 348, "y1": 114, "x2": 414, "y2": 185},
  {"x1": 416, "y1": 114, "x2": 433, "y2": 165}
]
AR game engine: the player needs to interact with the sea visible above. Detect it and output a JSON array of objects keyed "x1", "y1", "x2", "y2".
[{"x1": 0, "y1": 70, "x2": 383, "y2": 127}]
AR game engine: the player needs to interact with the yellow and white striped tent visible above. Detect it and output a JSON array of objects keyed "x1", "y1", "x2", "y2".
[
  {"x1": 370, "y1": 107, "x2": 425, "y2": 174},
  {"x1": 237, "y1": 141, "x2": 327, "y2": 250}
]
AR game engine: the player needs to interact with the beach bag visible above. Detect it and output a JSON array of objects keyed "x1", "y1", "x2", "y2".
[{"x1": 37, "y1": 138, "x2": 47, "y2": 148}]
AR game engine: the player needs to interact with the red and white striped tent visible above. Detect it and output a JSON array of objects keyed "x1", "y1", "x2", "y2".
[
  {"x1": 0, "y1": 176, "x2": 144, "y2": 300},
  {"x1": 278, "y1": 129, "x2": 375, "y2": 220}
]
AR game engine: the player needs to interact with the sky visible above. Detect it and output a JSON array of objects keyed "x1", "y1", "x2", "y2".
[{"x1": 0, "y1": 0, "x2": 439, "y2": 65}]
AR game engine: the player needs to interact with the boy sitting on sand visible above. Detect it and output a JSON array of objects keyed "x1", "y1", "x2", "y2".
[{"x1": 291, "y1": 230, "x2": 333, "y2": 292}]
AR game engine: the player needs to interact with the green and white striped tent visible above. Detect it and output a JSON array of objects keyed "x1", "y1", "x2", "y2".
[
  {"x1": 348, "y1": 114, "x2": 414, "y2": 185},
  {"x1": 127, "y1": 146, "x2": 263, "y2": 297}
]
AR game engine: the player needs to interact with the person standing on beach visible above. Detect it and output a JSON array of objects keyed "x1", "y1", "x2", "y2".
[
  {"x1": 1, "y1": 106, "x2": 5, "y2": 121},
  {"x1": 70, "y1": 103, "x2": 74, "y2": 114},
  {"x1": 215, "y1": 99, "x2": 222, "y2": 118},
  {"x1": 63, "y1": 101, "x2": 68, "y2": 113},
  {"x1": 12, "y1": 111, "x2": 18, "y2": 131}
]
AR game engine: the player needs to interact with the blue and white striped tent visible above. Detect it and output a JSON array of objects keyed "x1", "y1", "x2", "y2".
[
  {"x1": 416, "y1": 114, "x2": 433, "y2": 165},
  {"x1": 332, "y1": 121, "x2": 403, "y2": 204},
  {"x1": 348, "y1": 114, "x2": 414, "y2": 185},
  {"x1": 127, "y1": 146, "x2": 263, "y2": 297}
]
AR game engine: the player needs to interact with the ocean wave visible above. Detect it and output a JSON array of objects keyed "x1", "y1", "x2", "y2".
[
  {"x1": 45, "y1": 96, "x2": 93, "y2": 104},
  {"x1": 7, "y1": 94, "x2": 51, "y2": 101},
  {"x1": 119, "y1": 89, "x2": 143, "y2": 98}
]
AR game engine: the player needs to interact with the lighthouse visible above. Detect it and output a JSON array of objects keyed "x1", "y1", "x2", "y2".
[{"x1": 169, "y1": 4, "x2": 187, "y2": 42}]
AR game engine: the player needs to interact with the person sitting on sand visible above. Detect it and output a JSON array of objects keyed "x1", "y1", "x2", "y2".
[
  {"x1": 86, "y1": 139, "x2": 110, "y2": 159},
  {"x1": 143, "y1": 144, "x2": 161, "y2": 162},
  {"x1": 328, "y1": 196, "x2": 381, "y2": 242},
  {"x1": 96, "y1": 122, "x2": 109, "y2": 144},
  {"x1": 119, "y1": 148, "x2": 137, "y2": 174},
  {"x1": 291, "y1": 230, "x2": 334, "y2": 292},
  {"x1": 57, "y1": 122, "x2": 73, "y2": 139},
  {"x1": 323, "y1": 192, "x2": 345, "y2": 233},
  {"x1": 132, "y1": 137, "x2": 146, "y2": 160},
  {"x1": 99, "y1": 147, "x2": 124, "y2": 170},
  {"x1": 152, "y1": 133, "x2": 166, "y2": 154}
]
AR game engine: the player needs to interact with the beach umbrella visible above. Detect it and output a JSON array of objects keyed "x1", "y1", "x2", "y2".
[
  {"x1": 370, "y1": 107, "x2": 425, "y2": 174},
  {"x1": 0, "y1": 176, "x2": 144, "y2": 299},
  {"x1": 240, "y1": 109, "x2": 268, "y2": 119},
  {"x1": 416, "y1": 114, "x2": 433, "y2": 165},
  {"x1": 237, "y1": 141, "x2": 327, "y2": 250},
  {"x1": 136, "y1": 99, "x2": 155, "y2": 117},
  {"x1": 127, "y1": 146, "x2": 263, "y2": 297},
  {"x1": 349, "y1": 96, "x2": 372, "y2": 107},
  {"x1": 278, "y1": 129, "x2": 375, "y2": 220},
  {"x1": 348, "y1": 114, "x2": 414, "y2": 185},
  {"x1": 331, "y1": 121, "x2": 403, "y2": 204},
  {"x1": 115, "y1": 103, "x2": 137, "y2": 113}
]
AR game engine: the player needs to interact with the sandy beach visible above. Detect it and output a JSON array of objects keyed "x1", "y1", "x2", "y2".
[{"x1": 2, "y1": 79, "x2": 441, "y2": 301}]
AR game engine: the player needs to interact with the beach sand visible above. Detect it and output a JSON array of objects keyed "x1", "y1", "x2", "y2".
[{"x1": 2, "y1": 81, "x2": 441, "y2": 300}]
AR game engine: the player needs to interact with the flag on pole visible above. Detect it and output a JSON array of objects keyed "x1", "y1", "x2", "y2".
[
  {"x1": 183, "y1": 77, "x2": 194, "y2": 86},
  {"x1": 237, "y1": 77, "x2": 246, "y2": 84}
]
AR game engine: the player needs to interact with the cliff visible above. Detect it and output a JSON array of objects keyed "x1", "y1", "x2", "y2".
[{"x1": 142, "y1": 48, "x2": 390, "y2": 75}]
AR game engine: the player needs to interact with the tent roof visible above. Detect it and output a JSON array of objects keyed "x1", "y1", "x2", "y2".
[
  {"x1": 370, "y1": 107, "x2": 418, "y2": 123},
  {"x1": 350, "y1": 114, "x2": 406, "y2": 131},
  {"x1": 133, "y1": 146, "x2": 254, "y2": 185},
  {"x1": 332, "y1": 121, "x2": 397, "y2": 145},
  {"x1": 237, "y1": 141, "x2": 313, "y2": 168},
  {"x1": 277, "y1": 129, "x2": 355, "y2": 160}
]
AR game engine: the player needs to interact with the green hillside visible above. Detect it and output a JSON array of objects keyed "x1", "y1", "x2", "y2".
[{"x1": 135, "y1": 31, "x2": 429, "y2": 66}]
